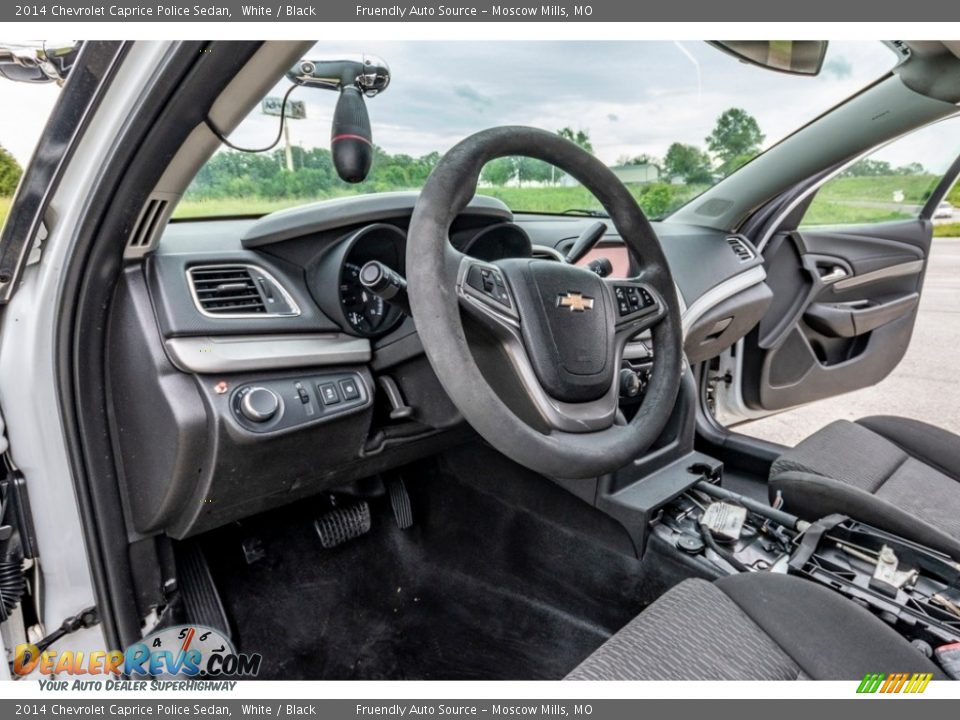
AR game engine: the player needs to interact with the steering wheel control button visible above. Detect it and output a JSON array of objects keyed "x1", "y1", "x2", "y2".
[
  {"x1": 493, "y1": 276, "x2": 511, "y2": 306},
  {"x1": 466, "y1": 264, "x2": 512, "y2": 308},
  {"x1": 614, "y1": 286, "x2": 630, "y2": 315},
  {"x1": 239, "y1": 387, "x2": 280, "y2": 422},
  {"x1": 614, "y1": 284, "x2": 657, "y2": 318},
  {"x1": 339, "y1": 378, "x2": 361, "y2": 401},
  {"x1": 319, "y1": 383, "x2": 341, "y2": 405}
]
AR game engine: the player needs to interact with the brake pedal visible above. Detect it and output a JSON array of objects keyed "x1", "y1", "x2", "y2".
[
  {"x1": 386, "y1": 476, "x2": 413, "y2": 530},
  {"x1": 314, "y1": 500, "x2": 371, "y2": 548}
]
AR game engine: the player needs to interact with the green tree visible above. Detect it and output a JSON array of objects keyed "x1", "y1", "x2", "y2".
[
  {"x1": 481, "y1": 157, "x2": 515, "y2": 186},
  {"x1": 842, "y1": 158, "x2": 894, "y2": 177},
  {"x1": 480, "y1": 157, "x2": 555, "y2": 187},
  {"x1": 662, "y1": 143, "x2": 713, "y2": 184},
  {"x1": 620, "y1": 153, "x2": 661, "y2": 170},
  {"x1": 894, "y1": 162, "x2": 925, "y2": 176},
  {"x1": 557, "y1": 127, "x2": 594, "y2": 154},
  {"x1": 634, "y1": 184, "x2": 676, "y2": 218},
  {"x1": 515, "y1": 157, "x2": 553, "y2": 186},
  {"x1": 0, "y1": 144, "x2": 23, "y2": 196},
  {"x1": 706, "y1": 108, "x2": 765, "y2": 176}
]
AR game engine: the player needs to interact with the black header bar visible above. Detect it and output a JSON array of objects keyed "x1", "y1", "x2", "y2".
[{"x1": 3, "y1": 0, "x2": 956, "y2": 22}]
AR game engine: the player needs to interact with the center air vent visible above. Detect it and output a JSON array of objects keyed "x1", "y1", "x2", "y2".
[
  {"x1": 187, "y1": 265, "x2": 300, "y2": 318},
  {"x1": 726, "y1": 236, "x2": 756, "y2": 263}
]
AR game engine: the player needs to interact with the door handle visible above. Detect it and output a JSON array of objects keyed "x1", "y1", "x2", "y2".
[{"x1": 819, "y1": 266, "x2": 849, "y2": 284}]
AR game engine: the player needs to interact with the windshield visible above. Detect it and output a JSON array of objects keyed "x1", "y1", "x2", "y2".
[{"x1": 175, "y1": 41, "x2": 896, "y2": 221}]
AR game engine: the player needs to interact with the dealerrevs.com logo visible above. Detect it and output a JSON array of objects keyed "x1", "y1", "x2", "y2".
[
  {"x1": 856, "y1": 672, "x2": 933, "y2": 694},
  {"x1": 14, "y1": 625, "x2": 261, "y2": 679}
]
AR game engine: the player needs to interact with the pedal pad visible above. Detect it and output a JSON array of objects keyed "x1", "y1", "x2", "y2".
[
  {"x1": 241, "y1": 535, "x2": 265, "y2": 565},
  {"x1": 386, "y1": 476, "x2": 413, "y2": 530},
  {"x1": 314, "y1": 501, "x2": 371, "y2": 549}
]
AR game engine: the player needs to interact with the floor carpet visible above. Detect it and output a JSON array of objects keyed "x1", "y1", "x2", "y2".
[{"x1": 198, "y1": 443, "x2": 651, "y2": 679}]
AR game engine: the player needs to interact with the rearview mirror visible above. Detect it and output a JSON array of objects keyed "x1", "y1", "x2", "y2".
[{"x1": 709, "y1": 41, "x2": 828, "y2": 76}]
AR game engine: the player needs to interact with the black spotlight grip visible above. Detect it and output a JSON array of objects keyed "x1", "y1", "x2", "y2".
[{"x1": 332, "y1": 86, "x2": 373, "y2": 183}]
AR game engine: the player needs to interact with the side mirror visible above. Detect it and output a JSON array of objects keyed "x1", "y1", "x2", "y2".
[
  {"x1": 0, "y1": 41, "x2": 81, "y2": 85},
  {"x1": 709, "y1": 41, "x2": 828, "y2": 77}
]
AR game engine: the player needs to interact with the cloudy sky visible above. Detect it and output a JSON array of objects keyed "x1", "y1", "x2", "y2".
[
  {"x1": 232, "y1": 40, "x2": 899, "y2": 166},
  {"x1": 4, "y1": 40, "x2": 953, "y2": 176}
]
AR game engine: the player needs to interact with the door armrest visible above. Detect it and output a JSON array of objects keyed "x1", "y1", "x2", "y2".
[{"x1": 804, "y1": 293, "x2": 919, "y2": 338}]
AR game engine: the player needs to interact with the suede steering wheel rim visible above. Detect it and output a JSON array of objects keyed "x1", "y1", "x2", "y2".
[{"x1": 407, "y1": 126, "x2": 683, "y2": 479}]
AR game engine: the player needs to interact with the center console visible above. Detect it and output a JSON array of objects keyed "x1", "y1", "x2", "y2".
[{"x1": 649, "y1": 469, "x2": 960, "y2": 678}]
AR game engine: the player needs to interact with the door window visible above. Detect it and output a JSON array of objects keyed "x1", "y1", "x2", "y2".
[{"x1": 801, "y1": 115, "x2": 960, "y2": 228}]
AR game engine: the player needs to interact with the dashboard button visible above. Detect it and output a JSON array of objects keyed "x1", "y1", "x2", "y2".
[
  {"x1": 339, "y1": 378, "x2": 361, "y2": 401},
  {"x1": 466, "y1": 264, "x2": 511, "y2": 307},
  {"x1": 294, "y1": 381, "x2": 310, "y2": 404},
  {"x1": 240, "y1": 387, "x2": 280, "y2": 422},
  {"x1": 318, "y1": 383, "x2": 340, "y2": 405}
]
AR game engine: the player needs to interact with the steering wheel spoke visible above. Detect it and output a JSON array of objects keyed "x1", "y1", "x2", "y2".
[
  {"x1": 455, "y1": 256, "x2": 520, "y2": 330},
  {"x1": 607, "y1": 278, "x2": 667, "y2": 341},
  {"x1": 454, "y1": 255, "x2": 621, "y2": 433}
]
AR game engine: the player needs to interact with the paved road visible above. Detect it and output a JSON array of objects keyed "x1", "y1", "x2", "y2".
[
  {"x1": 828, "y1": 199, "x2": 955, "y2": 224},
  {"x1": 736, "y1": 237, "x2": 960, "y2": 448}
]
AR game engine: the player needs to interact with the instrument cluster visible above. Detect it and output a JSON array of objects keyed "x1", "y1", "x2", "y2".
[{"x1": 309, "y1": 221, "x2": 535, "y2": 338}]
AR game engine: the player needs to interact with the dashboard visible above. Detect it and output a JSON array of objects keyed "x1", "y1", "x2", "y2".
[{"x1": 111, "y1": 192, "x2": 769, "y2": 539}]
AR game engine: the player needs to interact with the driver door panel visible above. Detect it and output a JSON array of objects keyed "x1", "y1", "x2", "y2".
[{"x1": 742, "y1": 220, "x2": 930, "y2": 412}]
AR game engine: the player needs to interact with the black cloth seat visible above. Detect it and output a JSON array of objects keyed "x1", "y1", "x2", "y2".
[
  {"x1": 768, "y1": 415, "x2": 960, "y2": 559},
  {"x1": 567, "y1": 573, "x2": 943, "y2": 681}
]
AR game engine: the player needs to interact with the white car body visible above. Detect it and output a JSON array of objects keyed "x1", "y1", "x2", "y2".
[{"x1": 934, "y1": 200, "x2": 955, "y2": 219}]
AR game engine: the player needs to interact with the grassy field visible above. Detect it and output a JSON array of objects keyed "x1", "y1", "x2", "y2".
[
  {"x1": 801, "y1": 201, "x2": 910, "y2": 226},
  {"x1": 175, "y1": 183, "x2": 707, "y2": 220},
  {"x1": 174, "y1": 196, "x2": 317, "y2": 218},
  {"x1": 6, "y1": 174, "x2": 956, "y2": 233},
  {"x1": 175, "y1": 174, "x2": 960, "y2": 222},
  {"x1": 816, "y1": 174, "x2": 940, "y2": 204},
  {"x1": 934, "y1": 222, "x2": 960, "y2": 237}
]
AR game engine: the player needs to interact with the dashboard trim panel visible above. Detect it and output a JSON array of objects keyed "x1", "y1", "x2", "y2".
[
  {"x1": 164, "y1": 333, "x2": 372, "y2": 374},
  {"x1": 241, "y1": 191, "x2": 513, "y2": 248},
  {"x1": 680, "y1": 266, "x2": 767, "y2": 339}
]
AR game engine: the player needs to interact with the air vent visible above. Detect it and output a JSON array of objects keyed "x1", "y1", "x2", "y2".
[
  {"x1": 187, "y1": 265, "x2": 300, "y2": 317},
  {"x1": 726, "y1": 236, "x2": 756, "y2": 263},
  {"x1": 125, "y1": 194, "x2": 177, "y2": 258}
]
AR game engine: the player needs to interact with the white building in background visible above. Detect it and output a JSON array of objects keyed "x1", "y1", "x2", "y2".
[
  {"x1": 476, "y1": 162, "x2": 662, "y2": 189},
  {"x1": 558, "y1": 163, "x2": 661, "y2": 186}
]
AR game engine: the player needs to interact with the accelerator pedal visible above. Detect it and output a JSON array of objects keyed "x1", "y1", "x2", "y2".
[
  {"x1": 386, "y1": 476, "x2": 413, "y2": 530},
  {"x1": 314, "y1": 500, "x2": 371, "y2": 548},
  {"x1": 174, "y1": 543, "x2": 232, "y2": 640}
]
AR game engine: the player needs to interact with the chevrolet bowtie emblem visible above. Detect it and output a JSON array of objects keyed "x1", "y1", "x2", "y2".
[{"x1": 557, "y1": 292, "x2": 594, "y2": 312}]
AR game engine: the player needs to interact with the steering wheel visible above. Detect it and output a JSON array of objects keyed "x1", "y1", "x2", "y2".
[{"x1": 407, "y1": 126, "x2": 683, "y2": 479}]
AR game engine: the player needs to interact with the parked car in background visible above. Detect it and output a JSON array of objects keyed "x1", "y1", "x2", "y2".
[{"x1": 935, "y1": 200, "x2": 955, "y2": 219}]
